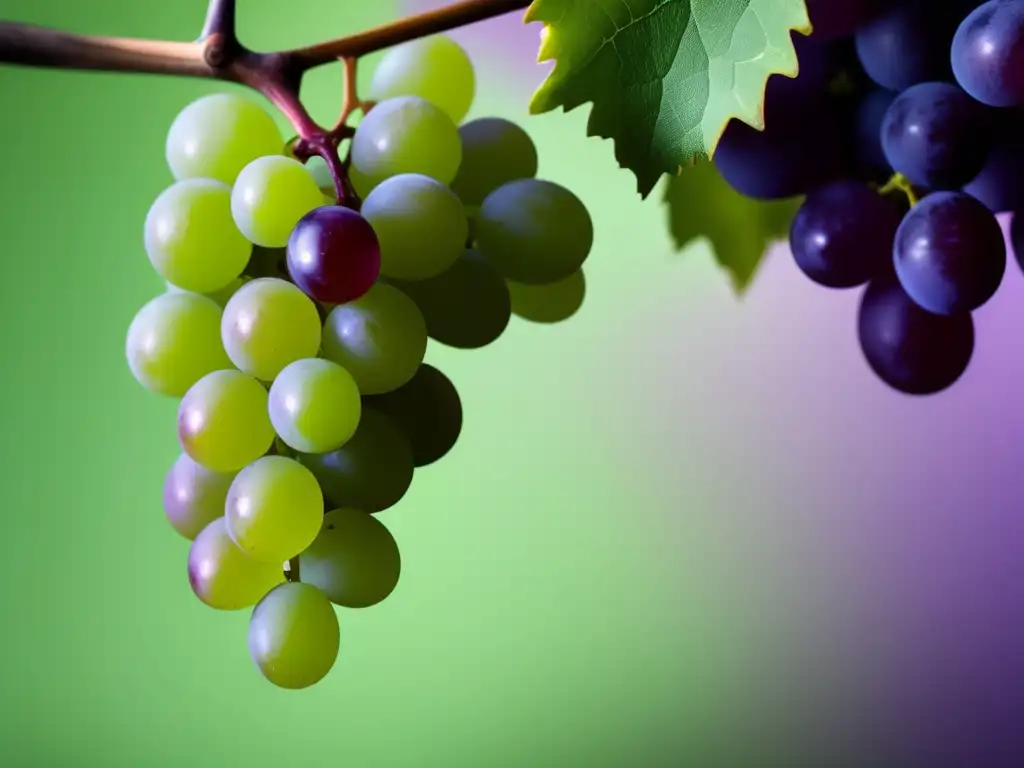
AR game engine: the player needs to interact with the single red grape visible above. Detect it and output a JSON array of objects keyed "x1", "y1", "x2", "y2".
[{"x1": 287, "y1": 205, "x2": 381, "y2": 304}]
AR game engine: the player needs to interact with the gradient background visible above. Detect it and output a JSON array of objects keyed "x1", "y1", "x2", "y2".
[{"x1": 1, "y1": 0, "x2": 1022, "y2": 765}]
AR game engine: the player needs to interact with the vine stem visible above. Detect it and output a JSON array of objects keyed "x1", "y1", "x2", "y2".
[{"x1": 0, "y1": 0, "x2": 532, "y2": 203}]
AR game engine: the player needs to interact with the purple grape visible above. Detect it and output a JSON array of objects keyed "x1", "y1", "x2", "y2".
[
  {"x1": 789, "y1": 180, "x2": 901, "y2": 288},
  {"x1": 853, "y1": 87, "x2": 896, "y2": 178},
  {"x1": 881, "y1": 82, "x2": 990, "y2": 190},
  {"x1": 893, "y1": 191, "x2": 1005, "y2": 315},
  {"x1": 963, "y1": 110, "x2": 1024, "y2": 213},
  {"x1": 286, "y1": 205, "x2": 381, "y2": 304},
  {"x1": 952, "y1": 0, "x2": 1024, "y2": 107},
  {"x1": 854, "y1": 1, "x2": 970, "y2": 91},
  {"x1": 763, "y1": 34, "x2": 833, "y2": 108},
  {"x1": 806, "y1": 0, "x2": 880, "y2": 40},
  {"x1": 858, "y1": 275, "x2": 975, "y2": 396},
  {"x1": 714, "y1": 107, "x2": 842, "y2": 200}
]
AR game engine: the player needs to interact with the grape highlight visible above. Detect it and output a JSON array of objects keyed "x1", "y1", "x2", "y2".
[{"x1": 125, "y1": 33, "x2": 594, "y2": 690}]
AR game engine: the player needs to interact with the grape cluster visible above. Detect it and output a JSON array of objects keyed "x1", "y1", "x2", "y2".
[
  {"x1": 717, "y1": 0, "x2": 1024, "y2": 396},
  {"x1": 126, "y1": 35, "x2": 593, "y2": 689}
]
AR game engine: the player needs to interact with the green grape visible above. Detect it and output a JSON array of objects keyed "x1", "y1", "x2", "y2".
[
  {"x1": 303, "y1": 154, "x2": 335, "y2": 193},
  {"x1": 321, "y1": 283, "x2": 427, "y2": 395},
  {"x1": 369, "y1": 35, "x2": 475, "y2": 124},
  {"x1": 299, "y1": 508, "x2": 401, "y2": 608},
  {"x1": 388, "y1": 249, "x2": 510, "y2": 350},
  {"x1": 231, "y1": 155, "x2": 325, "y2": 248},
  {"x1": 248, "y1": 582, "x2": 340, "y2": 690},
  {"x1": 361, "y1": 173, "x2": 467, "y2": 280},
  {"x1": 166, "y1": 278, "x2": 247, "y2": 309},
  {"x1": 450, "y1": 118, "x2": 539, "y2": 208},
  {"x1": 267, "y1": 358, "x2": 362, "y2": 453},
  {"x1": 348, "y1": 162, "x2": 377, "y2": 199},
  {"x1": 299, "y1": 407, "x2": 414, "y2": 513},
  {"x1": 126, "y1": 291, "x2": 232, "y2": 397},
  {"x1": 178, "y1": 369, "x2": 275, "y2": 472},
  {"x1": 221, "y1": 278, "x2": 322, "y2": 382},
  {"x1": 225, "y1": 455, "x2": 323, "y2": 564},
  {"x1": 476, "y1": 178, "x2": 593, "y2": 285},
  {"x1": 508, "y1": 269, "x2": 586, "y2": 324},
  {"x1": 188, "y1": 518, "x2": 285, "y2": 610},
  {"x1": 163, "y1": 453, "x2": 237, "y2": 540},
  {"x1": 350, "y1": 96, "x2": 462, "y2": 189},
  {"x1": 145, "y1": 179, "x2": 252, "y2": 293},
  {"x1": 166, "y1": 93, "x2": 284, "y2": 185}
]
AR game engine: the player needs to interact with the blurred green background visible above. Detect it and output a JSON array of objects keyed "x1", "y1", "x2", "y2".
[{"x1": 0, "y1": 1, "x2": 869, "y2": 765}]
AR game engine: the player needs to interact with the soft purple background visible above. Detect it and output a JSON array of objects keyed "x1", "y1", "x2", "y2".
[{"x1": 409, "y1": 2, "x2": 1024, "y2": 763}]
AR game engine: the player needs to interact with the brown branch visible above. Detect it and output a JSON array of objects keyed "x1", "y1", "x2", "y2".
[
  {"x1": 0, "y1": 23, "x2": 219, "y2": 78},
  {"x1": 0, "y1": 0, "x2": 533, "y2": 206}
]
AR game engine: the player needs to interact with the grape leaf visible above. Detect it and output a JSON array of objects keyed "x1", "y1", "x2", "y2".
[
  {"x1": 525, "y1": 0, "x2": 812, "y2": 198},
  {"x1": 664, "y1": 159, "x2": 801, "y2": 293}
]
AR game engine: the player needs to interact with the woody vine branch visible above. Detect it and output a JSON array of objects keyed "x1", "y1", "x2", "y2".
[{"x1": 0, "y1": 0, "x2": 532, "y2": 203}]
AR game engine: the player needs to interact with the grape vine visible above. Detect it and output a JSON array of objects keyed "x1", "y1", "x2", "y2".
[{"x1": 0, "y1": 0, "x2": 530, "y2": 202}]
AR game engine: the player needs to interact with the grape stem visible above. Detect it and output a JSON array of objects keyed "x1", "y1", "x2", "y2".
[
  {"x1": 0, "y1": 0, "x2": 531, "y2": 203},
  {"x1": 878, "y1": 172, "x2": 920, "y2": 207}
]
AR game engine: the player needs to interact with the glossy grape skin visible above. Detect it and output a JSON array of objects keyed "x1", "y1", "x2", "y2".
[
  {"x1": 144, "y1": 179, "x2": 252, "y2": 294},
  {"x1": 299, "y1": 407, "x2": 414, "y2": 514},
  {"x1": 187, "y1": 518, "x2": 285, "y2": 610},
  {"x1": 321, "y1": 283, "x2": 427, "y2": 395},
  {"x1": 125, "y1": 291, "x2": 232, "y2": 397},
  {"x1": 713, "y1": 109, "x2": 842, "y2": 200},
  {"x1": 165, "y1": 93, "x2": 284, "y2": 185},
  {"x1": 350, "y1": 96, "x2": 462, "y2": 190},
  {"x1": 880, "y1": 82, "x2": 989, "y2": 190},
  {"x1": 388, "y1": 250, "x2": 511, "y2": 349},
  {"x1": 300, "y1": 509, "x2": 401, "y2": 609},
  {"x1": 854, "y1": 1, "x2": 965, "y2": 91},
  {"x1": 360, "y1": 174, "x2": 467, "y2": 281},
  {"x1": 508, "y1": 269, "x2": 586, "y2": 324},
  {"x1": 853, "y1": 87, "x2": 896, "y2": 179},
  {"x1": 789, "y1": 181, "x2": 901, "y2": 289},
  {"x1": 365, "y1": 364, "x2": 462, "y2": 468},
  {"x1": 450, "y1": 118, "x2": 539, "y2": 208},
  {"x1": 177, "y1": 370, "x2": 275, "y2": 473},
  {"x1": 893, "y1": 192, "x2": 1005, "y2": 316},
  {"x1": 286, "y1": 205, "x2": 381, "y2": 304},
  {"x1": 267, "y1": 358, "x2": 362, "y2": 454},
  {"x1": 248, "y1": 582, "x2": 340, "y2": 690},
  {"x1": 230, "y1": 155, "x2": 324, "y2": 248},
  {"x1": 368, "y1": 35, "x2": 475, "y2": 124},
  {"x1": 475, "y1": 179, "x2": 593, "y2": 285},
  {"x1": 225, "y1": 455, "x2": 324, "y2": 564},
  {"x1": 220, "y1": 277, "x2": 322, "y2": 382},
  {"x1": 858, "y1": 276, "x2": 975, "y2": 396},
  {"x1": 163, "y1": 453, "x2": 237, "y2": 541},
  {"x1": 963, "y1": 112, "x2": 1024, "y2": 212},
  {"x1": 952, "y1": 0, "x2": 1024, "y2": 107}
]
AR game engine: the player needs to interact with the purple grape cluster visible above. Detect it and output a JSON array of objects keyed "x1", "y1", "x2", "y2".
[{"x1": 714, "y1": 0, "x2": 1024, "y2": 396}]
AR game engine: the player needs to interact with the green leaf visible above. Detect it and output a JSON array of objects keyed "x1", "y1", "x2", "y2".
[
  {"x1": 525, "y1": 0, "x2": 812, "y2": 198},
  {"x1": 664, "y1": 160, "x2": 801, "y2": 294}
]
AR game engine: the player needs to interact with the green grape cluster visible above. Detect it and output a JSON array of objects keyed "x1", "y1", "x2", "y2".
[{"x1": 127, "y1": 34, "x2": 594, "y2": 690}]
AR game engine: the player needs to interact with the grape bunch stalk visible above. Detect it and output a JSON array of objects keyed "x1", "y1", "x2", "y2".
[
  {"x1": 720, "y1": 0, "x2": 1024, "y2": 396},
  {"x1": 5, "y1": 0, "x2": 594, "y2": 690}
]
